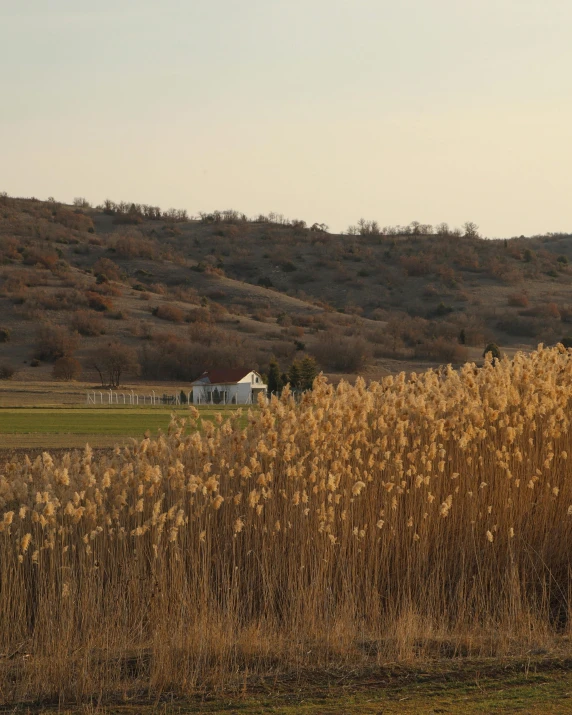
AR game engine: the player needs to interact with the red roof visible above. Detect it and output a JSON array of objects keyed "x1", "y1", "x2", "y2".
[{"x1": 194, "y1": 368, "x2": 253, "y2": 384}]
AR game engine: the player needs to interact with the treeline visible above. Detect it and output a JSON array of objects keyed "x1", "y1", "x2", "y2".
[
  {"x1": 346, "y1": 219, "x2": 481, "y2": 239},
  {"x1": 346, "y1": 219, "x2": 572, "y2": 241},
  {"x1": 98, "y1": 200, "x2": 188, "y2": 224},
  {"x1": 266, "y1": 355, "x2": 318, "y2": 395},
  {"x1": 198, "y1": 209, "x2": 328, "y2": 233}
]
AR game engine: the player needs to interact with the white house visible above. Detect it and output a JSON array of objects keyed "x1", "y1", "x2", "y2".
[{"x1": 190, "y1": 369, "x2": 266, "y2": 405}]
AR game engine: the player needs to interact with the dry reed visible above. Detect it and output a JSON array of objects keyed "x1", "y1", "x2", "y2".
[{"x1": 2, "y1": 345, "x2": 572, "y2": 703}]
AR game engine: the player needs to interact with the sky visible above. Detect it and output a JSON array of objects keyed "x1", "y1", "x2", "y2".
[{"x1": 1, "y1": 0, "x2": 570, "y2": 237}]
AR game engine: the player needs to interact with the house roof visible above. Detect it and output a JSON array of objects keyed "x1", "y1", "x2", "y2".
[{"x1": 192, "y1": 368, "x2": 255, "y2": 385}]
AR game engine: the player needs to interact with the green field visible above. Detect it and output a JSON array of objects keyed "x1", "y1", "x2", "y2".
[{"x1": 0, "y1": 406, "x2": 243, "y2": 450}]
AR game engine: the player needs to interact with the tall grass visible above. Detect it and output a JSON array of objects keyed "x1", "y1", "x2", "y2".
[{"x1": 2, "y1": 346, "x2": 572, "y2": 702}]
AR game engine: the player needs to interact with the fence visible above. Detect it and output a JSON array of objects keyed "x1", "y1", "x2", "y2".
[
  {"x1": 86, "y1": 390, "x2": 298, "y2": 407},
  {"x1": 86, "y1": 391, "x2": 183, "y2": 406}
]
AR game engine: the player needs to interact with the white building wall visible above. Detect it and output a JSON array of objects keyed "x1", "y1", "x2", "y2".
[
  {"x1": 191, "y1": 383, "x2": 254, "y2": 405},
  {"x1": 190, "y1": 371, "x2": 264, "y2": 405}
]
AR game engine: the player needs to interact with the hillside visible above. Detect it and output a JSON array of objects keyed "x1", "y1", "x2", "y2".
[{"x1": 0, "y1": 193, "x2": 571, "y2": 386}]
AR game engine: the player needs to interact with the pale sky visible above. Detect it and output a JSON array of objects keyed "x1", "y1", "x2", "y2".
[{"x1": 1, "y1": 0, "x2": 570, "y2": 237}]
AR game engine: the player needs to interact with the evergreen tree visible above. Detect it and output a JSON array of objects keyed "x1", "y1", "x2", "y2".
[
  {"x1": 287, "y1": 360, "x2": 302, "y2": 390},
  {"x1": 267, "y1": 359, "x2": 283, "y2": 396},
  {"x1": 299, "y1": 355, "x2": 318, "y2": 391},
  {"x1": 483, "y1": 342, "x2": 502, "y2": 365}
]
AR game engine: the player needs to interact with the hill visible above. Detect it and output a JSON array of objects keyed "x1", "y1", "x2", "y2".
[{"x1": 1, "y1": 193, "x2": 571, "y2": 386}]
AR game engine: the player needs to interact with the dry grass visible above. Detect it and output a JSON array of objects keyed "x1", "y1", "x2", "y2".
[{"x1": 2, "y1": 346, "x2": 572, "y2": 705}]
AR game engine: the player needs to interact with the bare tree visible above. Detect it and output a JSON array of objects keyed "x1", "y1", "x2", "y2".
[
  {"x1": 87, "y1": 342, "x2": 140, "y2": 388},
  {"x1": 73, "y1": 197, "x2": 91, "y2": 208},
  {"x1": 463, "y1": 221, "x2": 480, "y2": 238}
]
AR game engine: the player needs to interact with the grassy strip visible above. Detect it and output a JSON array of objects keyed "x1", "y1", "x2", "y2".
[
  {"x1": 0, "y1": 406, "x2": 246, "y2": 449},
  {"x1": 15, "y1": 659, "x2": 572, "y2": 713}
]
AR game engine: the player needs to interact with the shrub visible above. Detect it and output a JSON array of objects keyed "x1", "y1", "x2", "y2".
[
  {"x1": 251, "y1": 309, "x2": 272, "y2": 322},
  {"x1": 113, "y1": 213, "x2": 142, "y2": 226},
  {"x1": 113, "y1": 232, "x2": 157, "y2": 260},
  {"x1": 0, "y1": 363, "x2": 15, "y2": 379},
  {"x1": 431, "y1": 302, "x2": 454, "y2": 317},
  {"x1": 400, "y1": 256, "x2": 432, "y2": 277},
  {"x1": 312, "y1": 332, "x2": 371, "y2": 372},
  {"x1": 86, "y1": 292, "x2": 113, "y2": 312},
  {"x1": 153, "y1": 304, "x2": 185, "y2": 323},
  {"x1": 0, "y1": 327, "x2": 10, "y2": 343},
  {"x1": 507, "y1": 293, "x2": 529, "y2": 308},
  {"x1": 52, "y1": 357, "x2": 82, "y2": 381},
  {"x1": 69, "y1": 310, "x2": 105, "y2": 336},
  {"x1": 34, "y1": 324, "x2": 80, "y2": 362},
  {"x1": 206, "y1": 289, "x2": 226, "y2": 301},
  {"x1": 94, "y1": 282, "x2": 122, "y2": 298},
  {"x1": 519, "y1": 303, "x2": 561, "y2": 320},
  {"x1": 422, "y1": 284, "x2": 441, "y2": 299},
  {"x1": 415, "y1": 337, "x2": 468, "y2": 364},
  {"x1": 93, "y1": 257, "x2": 121, "y2": 282},
  {"x1": 22, "y1": 249, "x2": 58, "y2": 270},
  {"x1": 186, "y1": 307, "x2": 212, "y2": 324},
  {"x1": 32, "y1": 289, "x2": 87, "y2": 312},
  {"x1": 143, "y1": 283, "x2": 163, "y2": 296},
  {"x1": 436, "y1": 266, "x2": 461, "y2": 288},
  {"x1": 269, "y1": 340, "x2": 297, "y2": 361},
  {"x1": 53, "y1": 208, "x2": 94, "y2": 232},
  {"x1": 559, "y1": 305, "x2": 572, "y2": 324}
]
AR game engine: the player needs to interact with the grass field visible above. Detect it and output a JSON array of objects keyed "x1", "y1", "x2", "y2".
[
  {"x1": 13, "y1": 658, "x2": 572, "y2": 713},
  {"x1": 0, "y1": 405, "x2": 244, "y2": 449}
]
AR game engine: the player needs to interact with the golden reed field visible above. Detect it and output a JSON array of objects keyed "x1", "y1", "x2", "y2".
[{"x1": 2, "y1": 346, "x2": 572, "y2": 703}]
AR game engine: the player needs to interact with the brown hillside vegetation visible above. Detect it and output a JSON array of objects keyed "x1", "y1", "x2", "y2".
[
  {"x1": 1, "y1": 193, "x2": 572, "y2": 385},
  {"x1": 2, "y1": 346, "x2": 572, "y2": 703}
]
